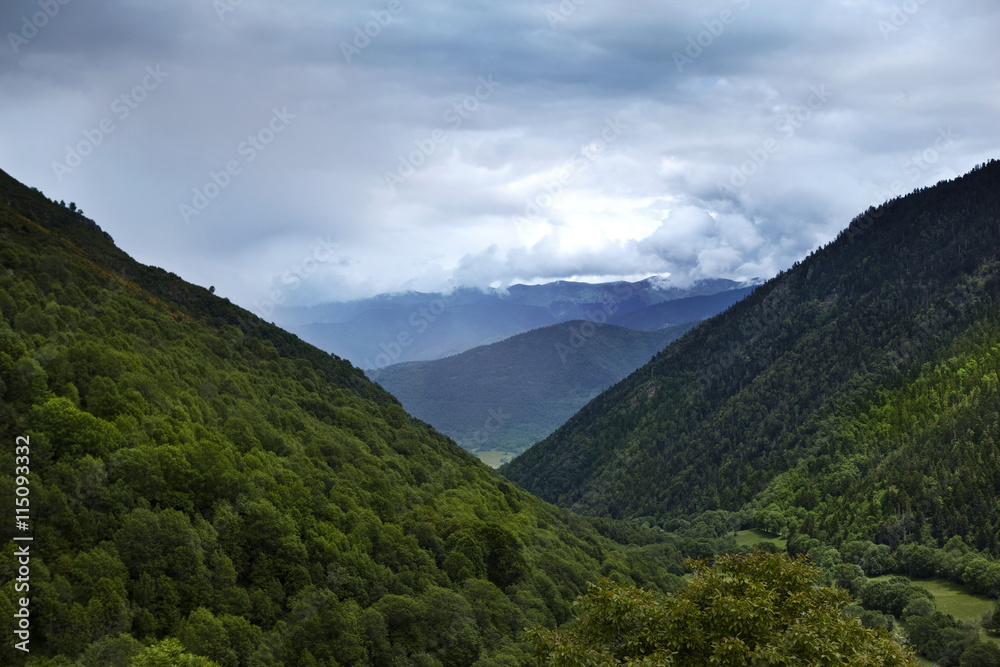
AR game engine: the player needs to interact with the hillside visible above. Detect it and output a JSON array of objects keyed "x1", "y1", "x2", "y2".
[
  {"x1": 502, "y1": 160, "x2": 1000, "y2": 556},
  {"x1": 274, "y1": 278, "x2": 751, "y2": 368},
  {"x1": 369, "y1": 321, "x2": 697, "y2": 460},
  {"x1": 607, "y1": 286, "x2": 756, "y2": 331},
  {"x1": 0, "y1": 169, "x2": 687, "y2": 665}
]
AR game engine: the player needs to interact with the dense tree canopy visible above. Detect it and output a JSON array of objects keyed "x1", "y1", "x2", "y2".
[{"x1": 528, "y1": 551, "x2": 919, "y2": 666}]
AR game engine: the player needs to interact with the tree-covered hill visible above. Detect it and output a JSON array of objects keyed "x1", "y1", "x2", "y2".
[
  {"x1": 0, "y1": 168, "x2": 687, "y2": 666},
  {"x1": 369, "y1": 321, "x2": 697, "y2": 457},
  {"x1": 502, "y1": 160, "x2": 1000, "y2": 556}
]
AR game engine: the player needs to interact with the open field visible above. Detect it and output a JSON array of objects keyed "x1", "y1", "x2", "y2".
[
  {"x1": 908, "y1": 578, "x2": 1000, "y2": 649},
  {"x1": 869, "y1": 575, "x2": 994, "y2": 625},
  {"x1": 473, "y1": 449, "x2": 519, "y2": 468},
  {"x1": 871, "y1": 574, "x2": 1000, "y2": 656},
  {"x1": 910, "y1": 577, "x2": 995, "y2": 624},
  {"x1": 735, "y1": 529, "x2": 787, "y2": 551}
]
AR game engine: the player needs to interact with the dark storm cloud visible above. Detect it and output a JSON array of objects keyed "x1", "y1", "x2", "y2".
[{"x1": 1, "y1": 0, "x2": 997, "y2": 306}]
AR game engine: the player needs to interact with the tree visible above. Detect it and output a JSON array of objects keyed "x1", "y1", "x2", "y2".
[
  {"x1": 75, "y1": 632, "x2": 142, "y2": 666},
  {"x1": 898, "y1": 544, "x2": 941, "y2": 578},
  {"x1": 178, "y1": 607, "x2": 236, "y2": 667},
  {"x1": 860, "y1": 543, "x2": 897, "y2": 576},
  {"x1": 983, "y1": 601, "x2": 1000, "y2": 635},
  {"x1": 421, "y1": 586, "x2": 482, "y2": 667},
  {"x1": 858, "y1": 576, "x2": 930, "y2": 618},
  {"x1": 902, "y1": 596, "x2": 936, "y2": 620},
  {"x1": 827, "y1": 562, "x2": 866, "y2": 596},
  {"x1": 129, "y1": 637, "x2": 221, "y2": 666},
  {"x1": 905, "y1": 611, "x2": 970, "y2": 665},
  {"x1": 29, "y1": 396, "x2": 121, "y2": 458},
  {"x1": 960, "y1": 641, "x2": 1000, "y2": 667},
  {"x1": 528, "y1": 552, "x2": 918, "y2": 666}
]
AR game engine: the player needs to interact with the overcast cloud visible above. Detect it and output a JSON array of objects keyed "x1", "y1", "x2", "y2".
[{"x1": 2, "y1": 0, "x2": 998, "y2": 311}]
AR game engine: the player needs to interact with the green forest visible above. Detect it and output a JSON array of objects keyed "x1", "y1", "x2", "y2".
[{"x1": 0, "y1": 170, "x2": 701, "y2": 665}]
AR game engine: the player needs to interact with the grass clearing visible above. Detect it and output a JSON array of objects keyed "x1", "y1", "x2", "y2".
[
  {"x1": 869, "y1": 575, "x2": 999, "y2": 661},
  {"x1": 905, "y1": 578, "x2": 1000, "y2": 648},
  {"x1": 869, "y1": 575, "x2": 994, "y2": 624},
  {"x1": 909, "y1": 577, "x2": 995, "y2": 624},
  {"x1": 735, "y1": 529, "x2": 786, "y2": 551},
  {"x1": 473, "y1": 449, "x2": 519, "y2": 468}
]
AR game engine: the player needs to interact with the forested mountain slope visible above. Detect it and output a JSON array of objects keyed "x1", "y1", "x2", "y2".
[
  {"x1": 0, "y1": 168, "x2": 683, "y2": 666},
  {"x1": 606, "y1": 286, "x2": 755, "y2": 331},
  {"x1": 369, "y1": 321, "x2": 696, "y2": 456},
  {"x1": 502, "y1": 160, "x2": 1000, "y2": 555}
]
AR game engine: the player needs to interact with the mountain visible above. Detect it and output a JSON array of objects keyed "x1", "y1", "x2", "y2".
[
  {"x1": 502, "y1": 160, "x2": 1000, "y2": 556},
  {"x1": 273, "y1": 278, "x2": 753, "y2": 369},
  {"x1": 607, "y1": 286, "x2": 756, "y2": 331},
  {"x1": 0, "y1": 169, "x2": 691, "y2": 664},
  {"x1": 369, "y1": 321, "x2": 698, "y2": 462}
]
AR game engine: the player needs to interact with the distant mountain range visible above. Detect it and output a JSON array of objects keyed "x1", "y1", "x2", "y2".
[
  {"x1": 607, "y1": 287, "x2": 756, "y2": 331},
  {"x1": 273, "y1": 278, "x2": 759, "y2": 369},
  {"x1": 369, "y1": 320, "x2": 699, "y2": 462}
]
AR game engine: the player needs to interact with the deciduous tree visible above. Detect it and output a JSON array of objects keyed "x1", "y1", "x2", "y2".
[{"x1": 528, "y1": 551, "x2": 918, "y2": 665}]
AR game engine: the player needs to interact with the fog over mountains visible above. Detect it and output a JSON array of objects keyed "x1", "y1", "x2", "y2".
[{"x1": 273, "y1": 278, "x2": 758, "y2": 369}]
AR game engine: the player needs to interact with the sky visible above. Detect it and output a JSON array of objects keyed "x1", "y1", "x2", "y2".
[{"x1": 2, "y1": 0, "x2": 998, "y2": 315}]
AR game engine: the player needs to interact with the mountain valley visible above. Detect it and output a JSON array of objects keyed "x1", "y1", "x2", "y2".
[{"x1": 4, "y1": 162, "x2": 1000, "y2": 664}]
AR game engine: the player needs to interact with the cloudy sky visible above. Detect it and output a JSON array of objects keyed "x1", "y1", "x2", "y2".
[{"x1": 2, "y1": 0, "x2": 998, "y2": 313}]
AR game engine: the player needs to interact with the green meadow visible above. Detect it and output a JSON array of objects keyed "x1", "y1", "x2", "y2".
[
  {"x1": 473, "y1": 449, "x2": 520, "y2": 468},
  {"x1": 907, "y1": 577, "x2": 995, "y2": 624},
  {"x1": 735, "y1": 529, "x2": 787, "y2": 551},
  {"x1": 867, "y1": 575, "x2": 994, "y2": 625}
]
